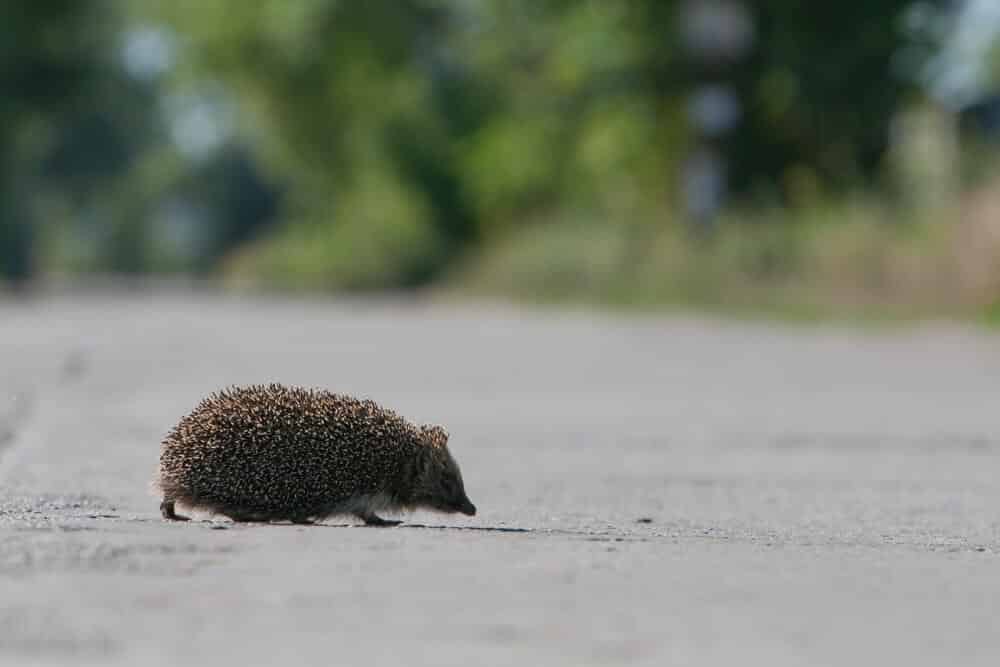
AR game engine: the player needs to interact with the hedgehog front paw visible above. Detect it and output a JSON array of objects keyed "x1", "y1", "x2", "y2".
[{"x1": 359, "y1": 513, "x2": 401, "y2": 527}]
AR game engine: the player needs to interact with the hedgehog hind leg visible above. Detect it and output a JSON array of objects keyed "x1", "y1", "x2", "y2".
[
  {"x1": 357, "y1": 512, "x2": 401, "y2": 527},
  {"x1": 160, "y1": 499, "x2": 190, "y2": 522}
]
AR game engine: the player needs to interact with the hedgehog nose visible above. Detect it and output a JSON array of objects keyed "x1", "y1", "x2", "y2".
[{"x1": 460, "y1": 499, "x2": 476, "y2": 516}]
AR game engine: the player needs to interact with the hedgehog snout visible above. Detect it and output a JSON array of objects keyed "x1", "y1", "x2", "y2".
[{"x1": 459, "y1": 498, "x2": 476, "y2": 516}]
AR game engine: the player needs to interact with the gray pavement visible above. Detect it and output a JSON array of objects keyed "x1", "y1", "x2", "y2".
[{"x1": 1, "y1": 289, "x2": 999, "y2": 666}]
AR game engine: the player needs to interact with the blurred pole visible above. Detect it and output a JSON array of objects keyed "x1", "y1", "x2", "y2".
[{"x1": 678, "y1": 0, "x2": 754, "y2": 235}]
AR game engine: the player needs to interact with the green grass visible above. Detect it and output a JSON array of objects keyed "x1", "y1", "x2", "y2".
[{"x1": 450, "y1": 196, "x2": 1000, "y2": 326}]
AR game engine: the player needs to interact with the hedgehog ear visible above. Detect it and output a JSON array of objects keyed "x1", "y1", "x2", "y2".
[{"x1": 421, "y1": 424, "x2": 449, "y2": 448}]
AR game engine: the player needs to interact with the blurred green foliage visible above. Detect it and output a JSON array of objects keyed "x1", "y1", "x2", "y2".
[
  {"x1": 729, "y1": 2, "x2": 914, "y2": 191},
  {"x1": 1, "y1": 0, "x2": 280, "y2": 284},
  {"x1": 0, "y1": 0, "x2": 111, "y2": 281},
  {"x1": 6, "y1": 0, "x2": 991, "y2": 318},
  {"x1": 142, "y1": 0, "x2": 922, "y2": 291}
]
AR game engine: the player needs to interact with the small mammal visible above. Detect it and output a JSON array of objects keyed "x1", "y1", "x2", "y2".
[{"x1": 153, "y1": 384, "x2": 476, "y2": 525}]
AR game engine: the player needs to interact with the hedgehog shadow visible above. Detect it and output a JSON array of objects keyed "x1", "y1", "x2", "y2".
[
  {"x1": 308, "y1": 522, "x2": 532, "y2": 533},
  {"x1": 161, "y1": 518, "x2": 647, "y2": 539},
  {"x1": 393, "y1": 523, "x2": 531, "y2": 533}
]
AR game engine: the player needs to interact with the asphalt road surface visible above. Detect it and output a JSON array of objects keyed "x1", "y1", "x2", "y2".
[{"x1": 2, "y1": 289, "x2": 999, "y2": 666}]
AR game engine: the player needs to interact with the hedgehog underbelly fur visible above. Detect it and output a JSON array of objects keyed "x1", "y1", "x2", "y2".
[{"x1": 154, "y1": 384, "x2": 476, "y2": 525}]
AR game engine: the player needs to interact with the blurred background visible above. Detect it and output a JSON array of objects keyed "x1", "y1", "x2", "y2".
[{"x1": 3, "y1": 0, "x2": 1000, "y2": 320}]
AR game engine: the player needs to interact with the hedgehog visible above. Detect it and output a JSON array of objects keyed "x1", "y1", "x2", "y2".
[{"x1": 153, "y1": 384, "x2": 476, "y2": 525}]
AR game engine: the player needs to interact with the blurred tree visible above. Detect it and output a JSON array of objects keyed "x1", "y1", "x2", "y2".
[
  {"x1": 151, "y1": 0, "x2": 460, "y2": 288},
  {"x1": 727, "y1": 1, "x2": 917, "y2": 196},
  {"x1": 0, "y1": 0, "x2": 111, "y2": 283},
  {"x1": 151, "y1": 1, "x2": 691, "y2": 287},
  {"x1": 0, "y1": 1, "x2": 282, "y2": 283},
  {"x1": 148, "y1": 0, "x2": 926, "y2": 289},
  {"x1": 0, "y1": 0, "x2": 936, "y2": 289}
]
